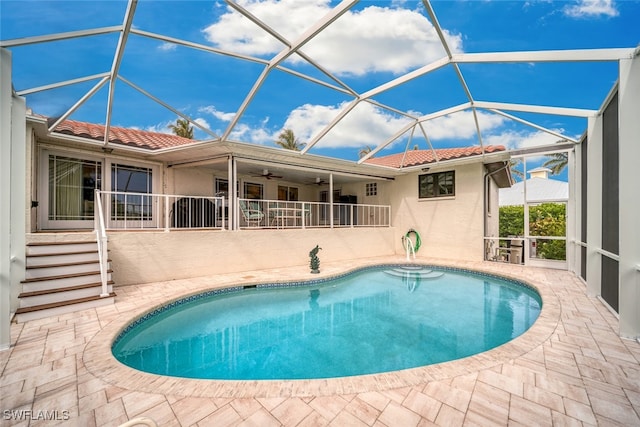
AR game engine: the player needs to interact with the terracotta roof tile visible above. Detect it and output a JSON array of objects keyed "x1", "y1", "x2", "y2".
[
  {"x1": 364, "y1": 145, "x2": 506, "y2": 169},
  {"x1": 52, "y1": 119, "x2": 195, "y2": 150}
]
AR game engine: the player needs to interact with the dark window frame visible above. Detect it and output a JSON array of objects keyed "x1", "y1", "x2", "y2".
[
  {"x1": 365, "y1": 182, "x2": 377, "y2": 196},
  {"x1": 418, "y1": 170, "x2": 455, "y2": 199}
]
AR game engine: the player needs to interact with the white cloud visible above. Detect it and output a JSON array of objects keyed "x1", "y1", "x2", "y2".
[
  {"x1": 483, "y1": 129, "x2": 565, "y2": 150},
  {"x1": 423, "y1": 110, "x2": 507, "y2": 141},
  {"x1": 282, "y1": 102, "x2": 413, "y2": 148},
  {"x1": 157, "y1": 42, "x2": 177, "y2": 52},
  {"x1": 145, "y1": 120, "x2": 174, "y2": 135},
  {"x1": 202, "y1": 0, "x2": 462, "y2": 76},
  {"x1": 229, "y1": 122, "x2": 273, "y2": 145},
  {"x1": 198, "y1": 105, "x2": 236, "y2": 122},
  {"x1": 193, "y1": 117, "x2": 210, "y2": 130},
  {"x1": 563, "y1": 0, "x2": 619, "y2": 18}
]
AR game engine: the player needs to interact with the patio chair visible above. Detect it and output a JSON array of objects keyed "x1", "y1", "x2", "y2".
[{"x1": 239, "y1": 199, "x2": 264, "y2": 227}]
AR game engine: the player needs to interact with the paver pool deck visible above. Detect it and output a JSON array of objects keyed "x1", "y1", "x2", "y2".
[{"x1": 1, "y1": 257, "x2": 639, "y2": 426}]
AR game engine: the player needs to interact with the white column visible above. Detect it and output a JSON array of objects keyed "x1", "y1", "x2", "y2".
[
  {"x1": 0, "y1": 51, "x2": 11, "y2": 350},
  {"x1": 618, "y1": 55, "x2": 640, "y2": 339},
  {"x1": 231, "y1": 157, "x2": 238, "y2": 230},
  {"x1": 10, "y1": 92, "x2": 26, "y2": 310},
  {"x1": 586, "y1": 115, "x2": 603, "y2": 298},
  {"x1": 567, "y1": 144, "x2": 584, "y2": 276},
  {"x1": 329, "y1": 173, "x2": 334, "y2": 228},
  {"x1": 567, "y1": 147, "x2": 578, "y2": 275}
]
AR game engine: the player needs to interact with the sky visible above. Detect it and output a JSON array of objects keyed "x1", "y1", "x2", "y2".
[{"x1": 1, "y1": 0, "x2": 639, "y2": 179}]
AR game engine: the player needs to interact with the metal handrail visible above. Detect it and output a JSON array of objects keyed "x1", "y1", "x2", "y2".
[{"x1": 94, "y1": 190, "x2": 110, "y2": 297}]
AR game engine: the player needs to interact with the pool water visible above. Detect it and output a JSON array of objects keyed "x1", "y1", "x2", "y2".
[{"x1": 112, "y1": 266, "x2": 541, "y2": 380}]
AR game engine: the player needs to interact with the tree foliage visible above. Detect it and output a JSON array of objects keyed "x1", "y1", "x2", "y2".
[
  {"x1": 169, "y1": 118, "x2": 194, "y2": 139},
  {"x1": 358, "y1": 145, "x2": 372, "y2": 159},
  {"x1": 499, "y1": 203, "x2": 566, "y2": 260},
  {"x1": 542, "y1": 152, "x2": 568, "y2": 175},
  {"x1": 275, "y1": 129, "x2": 305, "y2": 151}
]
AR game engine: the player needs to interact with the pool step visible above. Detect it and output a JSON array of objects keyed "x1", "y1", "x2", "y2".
[{"x1": 383, "y1": 268, "x2": 444, "y2": 280}]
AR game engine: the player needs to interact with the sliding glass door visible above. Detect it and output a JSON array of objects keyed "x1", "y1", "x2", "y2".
[
  {"x1": 44, "y1": 154, "x2": 102, "y2": 229},
  {"x1": 40, "y1": 150, "x2": 158, "y2": 230}
]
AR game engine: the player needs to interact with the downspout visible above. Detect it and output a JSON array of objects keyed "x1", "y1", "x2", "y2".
[{"x1": 483, "y1": 162, "x2": 511, "y2": 258}]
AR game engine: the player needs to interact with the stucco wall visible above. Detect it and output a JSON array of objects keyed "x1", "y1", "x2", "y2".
[
  {"x1": 387, "y1": 163, "x2": 486, "y2": 261},
  {"x1": 107, "y1": 227, "x2": 396, "y2": 285}
]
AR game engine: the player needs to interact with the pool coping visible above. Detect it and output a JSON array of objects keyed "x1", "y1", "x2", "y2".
[{"x1": 83, "y1": 259, "x2": 561, "y2": 398}]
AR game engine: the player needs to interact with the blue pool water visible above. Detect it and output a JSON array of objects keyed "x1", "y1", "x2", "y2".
[{"x1": 112, "y1": 265, "x2": 541, "y2": 380}]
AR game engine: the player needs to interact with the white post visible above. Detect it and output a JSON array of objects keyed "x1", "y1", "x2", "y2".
[
  {"x1": 329, "y1": 173, "x2": 334, "y2": 228},
  {"x1": 571, "y1": 142, "x2": 583, "y2": 276},
  {"x1": 1, "y1": 48, "x2": 26, "y2": 350},
  {"x1": 230, "y1": 157, "x2": 237, "y2": 230},
  {"x1": 1, "y1": 48, "x2": 13, "y2": 350},
  {"x1": 567, "y1": 148, "x2": 577, "y2": 274},
  {"x1": 586, "y1": 115, "x2": 603, "y2": 298},
  {"x1": 618, "y1": 55, "x2": 640, "y2": 339}
]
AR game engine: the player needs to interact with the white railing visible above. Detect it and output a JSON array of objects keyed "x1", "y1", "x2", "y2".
[
  {"x1": 484, "y1": 235, "x2": 567, "y2": 264},
  {"x1": 96, "y1": 191, "x2": 225, "y2": 231},
  {"x1": 95, "y1": 192, "x2": 390, "y2": 231},
  {"x1": 94, "y1": 190, "x2": 110, "y2": 297},
  {"x1": 238, "y1": 198, "x2": 391, "y2": 229}
]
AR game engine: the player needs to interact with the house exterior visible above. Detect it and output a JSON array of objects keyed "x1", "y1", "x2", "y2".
[
  {"x1": 499, "y1": 167, "x2": 569, "y2": 206},
  {"x1": 12, "y1": 114, "x2": 511, "y2": 321}
]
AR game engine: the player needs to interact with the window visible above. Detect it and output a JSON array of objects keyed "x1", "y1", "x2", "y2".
[
  {"x1": 419, "y1": 171, "x2": 455, "y2": 199},
  {"x1": 111, "y1": 164, "x2": 153, "y2": 220},
  {"x1": 244, "y1": 182, "x2": 263, "y2": 199},
  {"x1": 215, "y1": 178, "x2": 228, "y2": 197},
  {"x1": 365, "y1": 182, "x2": 377, "y2": 196},
  {"x1": 278, "y1": 185, "x2": 299, "y2": 201}
]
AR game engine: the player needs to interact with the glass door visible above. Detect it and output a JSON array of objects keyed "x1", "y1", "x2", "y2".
[
  {"x1": 108, "y1": 163, "x2": 155, "y2": 228},
  {"x1": 526, "y1": 201, "x2": 567, "y2": 268},
  {"x1": 42, "y1": 153, "x2": 102, "y2": 229}
]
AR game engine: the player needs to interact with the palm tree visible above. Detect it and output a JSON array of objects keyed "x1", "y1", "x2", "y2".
[
  {"x1": 275, "y1": 129, "x2": 305, "y2": 151},
  {"x1": 358, "y1": 145, "x2": 372, "y2": 159},
  {"x1": 169, "y1": 118, "x2": 194, "y2": 139},
  {"x1": 509, "y1": 158, "x2": 524, "y2": 182},
  {"x1": 543, "y1": 152, "x2": 568, "y2": 175}
]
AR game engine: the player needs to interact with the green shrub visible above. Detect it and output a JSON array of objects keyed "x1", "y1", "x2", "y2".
[{"x1": 499, "y1": 203, "x2": 566, "y2": 260}]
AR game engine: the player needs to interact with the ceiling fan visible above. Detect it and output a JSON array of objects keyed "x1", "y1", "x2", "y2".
[
  {"x1": 308, "y1": 177, "x2": 327, "y2": 186},
  {"x1": 251, "y1": 169, "x2": 283, "y2": 180}
]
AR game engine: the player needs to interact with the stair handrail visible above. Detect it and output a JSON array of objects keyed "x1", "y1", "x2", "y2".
[{"x1": 94, "y1": 190, "x2": 110, "y2": 298}]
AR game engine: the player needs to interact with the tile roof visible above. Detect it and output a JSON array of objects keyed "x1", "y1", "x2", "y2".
[
  {"x1": 51, "y1": 119, "x2": 195, "y2": 150},
  {"x1": 364, "y1": 145, "x2": 506, "y2": 169}
]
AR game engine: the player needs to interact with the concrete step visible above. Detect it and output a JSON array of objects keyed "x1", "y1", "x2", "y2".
[
  {"x1": 25, "y1": 259, "x2": 110, "y2": 279},
  {"x1": 26, "y1": 250, "x2": 101, "y2": 267},
  {"x1": 21, "y1": 270, "x2": 113, "y2": 293},
  {"x1": 26, "y1": 241, "x2": 98, "y2": 256},
  {"x1": 18, "y1": 282, "x2": 114, "y2": 307},
  {"x1": 14, "y1": 293, "x2": 116, "y2": 323}
]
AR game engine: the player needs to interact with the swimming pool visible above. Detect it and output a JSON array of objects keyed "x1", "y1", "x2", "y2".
[{"x1": 112, "y1": 265, "x2": 541, "y2": 380}]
